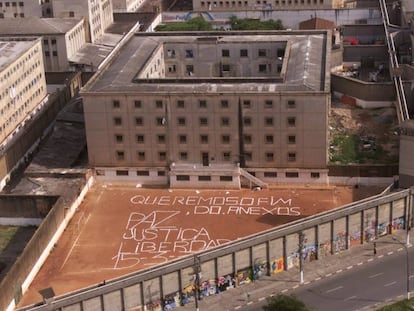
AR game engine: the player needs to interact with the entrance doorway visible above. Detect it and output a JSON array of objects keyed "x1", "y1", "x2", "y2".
[{"x1": 202, "y1": 152, "x2": 209, "y2": 166}]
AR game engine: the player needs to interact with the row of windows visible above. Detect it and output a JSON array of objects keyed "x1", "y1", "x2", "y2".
[
  {"x1": 113, "y1": 170, "x2": 320, "y2": 179},
  {"x1": 0, "y1": 2, "x2": 24, "y2": 7},
  {"x1": 167, "y1": 63, "x2": 281, "y2": 75},
  {"x1": 113, "y1": 99, "x2": 296, "y2": 110},
  {"x1": 1, "y1": 54, "x2": 41, "y2": 84},
  {"x1": 114, "y1": 150, "x2": 297, "y2": 162},
  {"x1": 114, "y1": 133, "x2": 297, "y2": 145},
  {"x1": 166, "y1": 48, "x2": 284, "y2": 59},
  {"x1": 199, "y1": 0, "x2": 324, "y2": 7},
  {"x1": 0, "y1": 12, "x2": 24, "y2": 17},
  {"x1": 113, "y1": 116, "x2": 296, "y2": 127}
]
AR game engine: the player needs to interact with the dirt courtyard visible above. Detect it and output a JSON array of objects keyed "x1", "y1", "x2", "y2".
[{"x1": 18, "y1": 183, "x2": 382, "y2": 307}]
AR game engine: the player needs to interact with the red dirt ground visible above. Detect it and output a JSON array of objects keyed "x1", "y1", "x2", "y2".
[{"x1": 18, "y1": 183, "x2": 382, "y2": 307}]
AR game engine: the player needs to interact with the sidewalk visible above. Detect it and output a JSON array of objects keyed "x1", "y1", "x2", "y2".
[{"x1": 178, "y1": 230, "x2": 413, "y2": 311}]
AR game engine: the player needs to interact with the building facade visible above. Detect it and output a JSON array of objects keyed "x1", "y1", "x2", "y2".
[
  {"x1": 111, "y1": 0, "x2": 146, "y2": 12},
  {"x1": 192, "y1": 0, "x2": 336, "y2": 11},
  {"x1": 0, "y1": 38, "x2": 47, "y2": 146},
  {"x1": 0, "y1": 0, "x2": 42, "y2": 18},
  {"x1": 0, "y1": 17, "x2": 87, "y2": 72},
  {"x1": 81, "y1": 31, "x2": 331, "y2": 188},
  {"x1": 52, "y1": 0, "x2": 113, "y2": 43}
]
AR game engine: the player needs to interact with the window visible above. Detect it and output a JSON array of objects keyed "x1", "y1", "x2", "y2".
[
  {"x1": 19, "y1": 1, "x2": 23, "y2": 6},
  {"x1": 179, "y1": 135, "x2": 187, "y2": 143},
  {"x1": 265, "y1": 152, "x2": 274, "y2": 161},
  {"x1": 116, "y1": 170, "x2": 128, "y2": 176},
  {"x1": 116, "y1": 151, "x2": 125, "y2": 160},
  {"x1": 168, "y1": 65, "x2": 176, "y2": 73},
  {"x1": 115, "y1": 134, "x2": 123, "y2": 143},
  {"x1": 179, "y1": 152, "x2": 188, "y2": 160},
  {"x1": 287, "y1": 117, "x2": 296, "y2": 127},
  {"x1": 155, "y1": 100, "x2": 163, "y2": 108},
  {"x1": 265, "y1": 117, "x2": 273, "y2": 126},
  {"x1": 167, "y1": 49, "x2": 176, "y2": 58},
  {"x1": 264, "y1": 171, "x2": 277, "y2": 178},
  {"x1": 114, "y1": 117, "x2": 122, "y2": 126},
  {"x1": 135, "y1": 117, "x2": 143, "y2": 126},
  {"x1": 243, "y1": 117, "x2": 251, "y2": 126},
  {"x1": 222, "y1": 49, "x2": 230, "y2": 57},
  {"x1": 222, "y1": 135, "x2": 230, "y2": 143},
  {"x1": 186, "y1": 65, "x2": 194, "y2": 76},
  {"x1": 244, "y1": 152, "x2": 252, "y2": 161},
  {"x1": 113, "y1": 100, "x2": 120, "y2": 108},
  {"x1": 240, "y1": 49, "x2": 248, "y2": 57},
  {"x1": 177, "y1": 175, "x2": 190, "y2": 181},
  {"x1": 52, "y1": 51, "x2": 58, "y2": 56},
  {"x1": 288, "y1": 135, "x2": 296, "y2": 144},
  {"x1": 311, "y1": 172, "x2": 320, "y2": 178},
  {"x1": 258, "y1": 49, "x2": 266, "y2": 57},
  {"x1": 199, "y1": 117, "x2": 208, "y2": 126},
  {"x1": 136, "y1": 170, "x2": 149, "y2": 176},
  {"x1": 178, "y1": 117, "x2": 186, "y2": 126},
  {"x1": 198, "y1": 175, "x2": 211, "y2": 181},
  {"x1": 259, "y1": 64, "x2": 267, "y2": 72},
  {"x1": 222, "y1": 64, "x2": 230, "y2": 71},
  {"x1": 156, "y1": 117, "x2": 165, "y2": 126},
  {"x1": 277, "y1": 48, "x2": 285, "y2": 58},
  {"x1": 223, "y1": 152, "x2": 231, "y2": 160},
  {"x1": 45, "y1": 51, "x2": 50, "y2": 57},
  {"x1": 199, "y1": 100, "x2": 207, "y2": 108},
  {"x1": 220, "y1": 175, "x2": 233, "y2": 181},
  {"x1": 137, "y1": 151, "x2": 145, "y2": 160},
  {"x1": 200, "y1": 135, "x2": 209, "y2": 143},
  {"x1": 5, "y1": 2, "x2": 10, "y2": 7},
  {"x1": 287, "y1": 100, "x2": 296, "y2": 109},
  {"x1": 244, "y1": 134, "x2": 252, "y2": 144},
  {"x1": 134, "y1": 100, "x2": 141, "y2": 108},
  {"x1": 158, "y1": 135, "x2": 166, "y2": 143},
  {"x1": 221, "y1": 100, "x2": 229, "y2": 108},
  {"x1": 221, "y1": 117, "x2": 230, "y2": 126},
  {"x1": 243, "y1": 100, "x2": 251, "y2": 108},
  {"x1": 288, "y1": 152, "x2": 296, "y2": 162},
  {"x1": 159, "y1": 152, "x2": 166, "y2": 161},
  {"x1": 185, "y1": 49, "x2": 193, "y2": 58},
  {"x1": 265, "y1": 135, "x2": 273, "y2": 143},
  {"x1": 51, "y1": 39, "x2": 56, "y2": 45},
  {"x1": 265, "y1": 100, "x2": 273, "y2": 108},
  {"x1": 286, "y1": 172, "x2": 299, "y2": 178},
  {"x1": 158, "y1": 171, "x2": 166, "y2": 176},
  {"x1": 136, "y1": 135, "x2": 144, "y2": 143},
  {"x1": 177, "y1": 100, "x2": 185, "y2": 108},
  {"x1": 69, "y1": 11, "x2": 75, "y2": 17}
]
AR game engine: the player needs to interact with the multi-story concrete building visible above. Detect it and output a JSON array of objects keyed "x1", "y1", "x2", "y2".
[
  {"x1": 112, "y1": 0, "x2": 146, "y2": 12},
  {"x1": 52, "y1": 0, "x2": 113, "y2": 43},
  {"x1": 0, "y1": 38, "x2": 47, "y2": 146},
  {"x1": 81, "y1": 31, "x2": 331, "y2": 188},
  {"x1": 0, "y1": 17, "x2": 86, "y2": 72},
  {"x1": 192, "y1": 0, "x2": 338, "y2": 11},
  {"x1": 0, "y1": 0, "x2": 42, "y2": 18}
]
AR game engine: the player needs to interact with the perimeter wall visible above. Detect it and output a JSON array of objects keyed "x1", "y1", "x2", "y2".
[{"x1": 17, "y1": 187, "x2": 414, "y2": 311}]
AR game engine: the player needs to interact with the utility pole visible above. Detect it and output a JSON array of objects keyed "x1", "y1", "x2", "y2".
[
  {"x1": 299, "y1": 231, "x2": 305, "y2": 284},
  {"x1": 193, "y1": 256, "x2": 201, "y2": 311}
]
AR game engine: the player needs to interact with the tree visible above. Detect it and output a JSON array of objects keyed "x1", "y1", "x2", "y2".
[
  {"x1": 155, "y1": 17, "x2": 213, "y2": 31},
  {"x1": 262, "y1": 294, "x2": 311, "y2": 311},
  {"x1": 229, "y1": 16, "x2": 284, "y2": 30}
]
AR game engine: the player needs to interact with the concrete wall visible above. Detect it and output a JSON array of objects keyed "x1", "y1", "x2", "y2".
[
  {"x1": 16, "y1": 188, "x2": 414, "y2": 311},
  {"x1": 0, "y1": 195, "x2": 57, "y2": 218},
  {"x1": 343, "y1": 45, "x2": 388, "y2": 62}
]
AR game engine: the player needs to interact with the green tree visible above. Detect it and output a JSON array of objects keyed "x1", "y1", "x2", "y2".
[
  {"x1": 155, "y1": 17, "x2": 213, "y2": 31},
  {"x1": 229, "y1": 16, "x2": 284, "y2": 30},
  {"x1": 262, "y1": 294, "x2": 311, "y2": 311}
]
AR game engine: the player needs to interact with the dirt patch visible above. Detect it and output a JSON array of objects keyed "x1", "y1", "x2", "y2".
[{"x1": 329, "y1": 101, "x2": 400, "y2": 164}]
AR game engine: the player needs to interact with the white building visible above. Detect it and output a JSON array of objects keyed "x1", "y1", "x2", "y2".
[
  {"x1": 112, "y1": 0, "x2": 146, "y2": 12},
  {"x1": 0, "y1": 0, "x2": 42, "y2": 18}
]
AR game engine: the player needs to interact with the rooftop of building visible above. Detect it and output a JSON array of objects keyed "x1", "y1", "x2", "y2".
[
  {"x1": 82, "y1": 30, "x2": 331, "y2": 94},
  {"x1": 0, "y1": 39, "x2": 39, "y2": 72},
  {"x1": 0, "y1": 17, "x2": 83, "y2": 36}
]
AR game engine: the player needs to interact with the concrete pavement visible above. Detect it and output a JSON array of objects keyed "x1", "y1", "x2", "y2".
[{"x1": 178, "y1": 230, "x2": 413, "y2": 311}]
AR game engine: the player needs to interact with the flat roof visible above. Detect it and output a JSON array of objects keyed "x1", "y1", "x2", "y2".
[
  {"x1": 0, "y1": 40, "x2": 38, "y2": 72},
  {"x1": 82, "y1": 30, "x2": 330, "y2": 94},
  {"x1": 0, "y1": 17, "x2": 82, "y2": 36}
]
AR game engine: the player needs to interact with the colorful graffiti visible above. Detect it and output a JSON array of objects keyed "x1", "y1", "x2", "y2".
[
  {"x1": 237, "y1": 268, "x2": 252, "y2": 286},
  {"x1": 318, "y1": 241, "x2": 331, "y2": 257},
  {"x1": 271, "y1": 258, "x2": 284, "y2": 274},
  {"x1": 333, "y1": 231, "x2": 347, "y2": 253},
  {"x1": 287, "y1": 253, "x2": 299, "y2": 269},
  {"x1": 392, "y1": 217, "x2": 405, "y2": 231}
]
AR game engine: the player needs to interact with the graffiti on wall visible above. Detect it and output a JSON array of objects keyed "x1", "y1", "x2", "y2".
[{"x1": 333, "y1": 231, "x2": 347, "y2": 253}]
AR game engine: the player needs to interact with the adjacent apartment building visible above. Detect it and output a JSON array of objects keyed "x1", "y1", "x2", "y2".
[
  {"x1": 0, "y1": 17, "x2": 86, "y2": 72},
  {"x1": 52, "y1": 0, "x2": 113, "y2": 43},
  {"x1": 81, "y1": 31, "x2": 331, "y2": 188},
  {"x1": 0, "y1": 0, "x2": 42, "y2": 18},
  {"x1": 0, "y1": 38, "x2": 47, "y2": 147}
]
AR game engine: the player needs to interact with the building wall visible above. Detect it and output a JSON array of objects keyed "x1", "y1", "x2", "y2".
[
  {"x1": 0, "y1": 39, "x2": 47, "y2": 145},
  {"x1": 42, "y1": 34, "x2": 69, "y2": 72},
  {"x1": 192, "y1": 0, "x2": 334, "y2": 11},
  {"x1": 83, "y1": 91, "x2": 328, "y2": 173},
  {"x1": 0, "y1": 0, "x2": 42, "y2": 18},
  {"x1": 399, "y1": 121, "x2": 414, "y2": 188},
  {"x1": 112, "y1": 0, "x2": 146, "y2": 12},
  {"x1": 65, "y1": 19, "x2": 87, "y2": 60}
]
